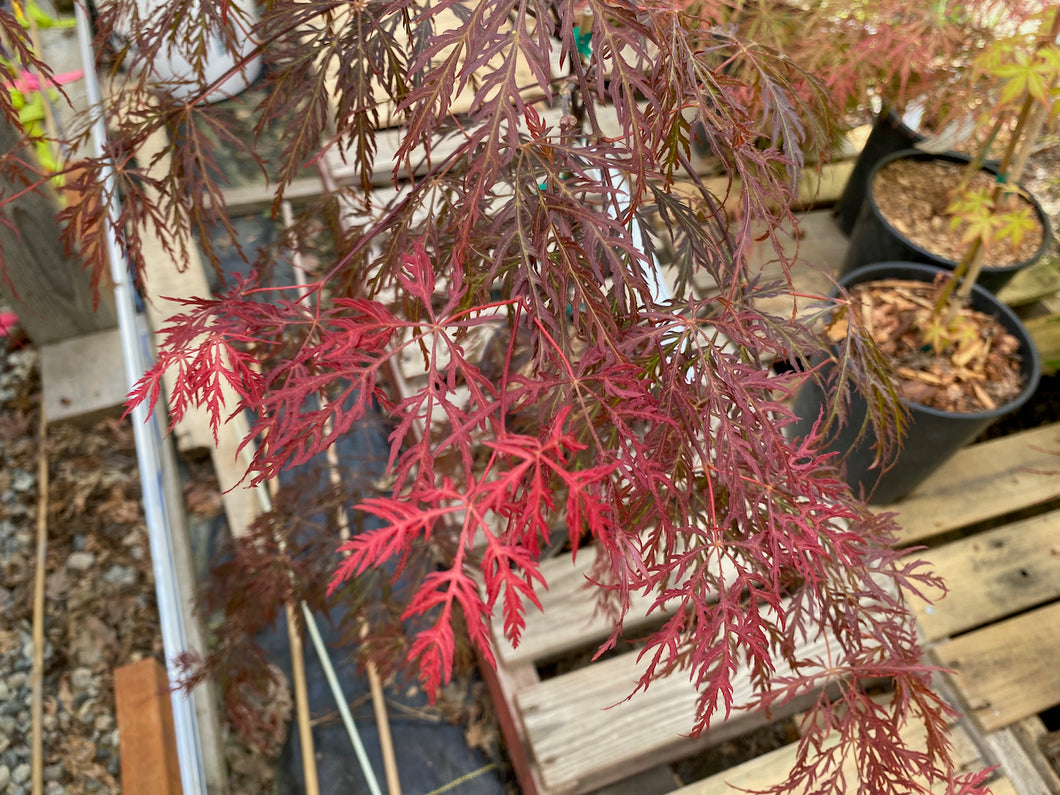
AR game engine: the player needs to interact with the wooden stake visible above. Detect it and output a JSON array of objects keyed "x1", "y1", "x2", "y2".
[
  {"x1": 268, "y1": 478, "x2": 321, "y2": 795},
  {"x1": 364, "y1": 626, "x2": 402, "y2": 795},
  {"x1": 30, "y1": 408, "x2": 47, "y2": 795},
  {"x1": 286, "y1": 600, "x2": 320, "y2": 795}
]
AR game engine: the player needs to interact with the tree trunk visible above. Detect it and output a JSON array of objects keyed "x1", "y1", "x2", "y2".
[{"x1": 0, "y1": 120, "x2": 116, "y2": 345}]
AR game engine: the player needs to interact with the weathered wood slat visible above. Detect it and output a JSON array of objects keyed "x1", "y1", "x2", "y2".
[
  {"x1": 498, "y1": 545, "x2": 745, "y2": 669},
  {"x1": 934, "y1": 601, "x2": 1060, "y2": 733},
  {"x1": 216, "y1": 176, "x2": 325, "y2": 215},
  {"x1": 911, "y1": 508, "x2": 1060, "y2": 642},
  {"x1": 1024, "y1": 313, "x2": 1060, "y2": 375},
  {"x1": 985, "y1": 720, "x2": 1060, "y2": 795},
  {"x1": 886, "y1": 422, "x2": 1060, "y2": 546},
  {"x1": 997, "y1": 252, "x2": 1060, "y2": 308},
  {"x1": 744, "y1": 210, "x2": 844, "y2": 319},
  {"x1": 494, "y1": 551, "x2": 660, "y2": 668},
  {"x1": 40, "y1": 329, "x2": 128, "y2": 424},
  {"x1": 518, "y1": 629, "x2": 835, "y2": 795},
  {"x1": 667, "y1": 717, "x2": 1007, "y2": 794}
]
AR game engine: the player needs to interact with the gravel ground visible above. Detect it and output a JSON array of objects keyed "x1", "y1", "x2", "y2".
[
  {"x1": 0, "y1": 335, "x2": 506, "y2": 795},
  {"x1": 0, "y1": 342, "x2": 162, "y2": 795}
]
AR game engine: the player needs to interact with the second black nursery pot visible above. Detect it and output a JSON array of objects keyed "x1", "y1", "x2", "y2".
[
  {"x1": 842, "y1": 151, "x2": 1053, "y2": 295},
  {"x1": 834, "y1": 108, "x2": 923, "y2": 236}
]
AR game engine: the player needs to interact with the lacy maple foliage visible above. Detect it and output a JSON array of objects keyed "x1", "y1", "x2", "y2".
[{"x1": 0, "y1": 0, "x2": 1031, "y2": 791}]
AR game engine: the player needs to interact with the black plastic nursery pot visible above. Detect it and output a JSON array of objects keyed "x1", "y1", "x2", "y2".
[
  {"x1": 791, "y1": 262, "x2": 1041, "y2": 505},
  {"x1": 834, "y1": 108, "x2": 923, "y2": 236},
  {"x1": 842, "y1": 150, "x2": 1053, "y2": 295}
]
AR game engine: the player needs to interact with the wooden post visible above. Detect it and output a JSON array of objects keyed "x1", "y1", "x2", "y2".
[
  {"x1": 0, "y1": 120, "x2": 116, "y2": 345},
  {"x1": 113, "y1": 658, "x2": 183, "y2": 795}
]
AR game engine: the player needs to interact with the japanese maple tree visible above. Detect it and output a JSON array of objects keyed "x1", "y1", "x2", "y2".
[{"x1": 0, "y1": 0, "x2": 1021, "y2": 791}]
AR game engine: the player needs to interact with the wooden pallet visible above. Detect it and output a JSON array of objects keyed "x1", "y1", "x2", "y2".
[
  {"x1": 478, "y1": 551, "x2": 837, "y2": 795},
  {"x1": 478, "y1": 422, "x2": 1060, "y2": 795},
  {"x1": 901, "y1": 422, "x2": 1060, "y2": 794}
]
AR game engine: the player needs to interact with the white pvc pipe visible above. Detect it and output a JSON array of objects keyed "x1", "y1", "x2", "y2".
[{"x1": 74, "y1": 5, "x2": 209, "y2": 792}]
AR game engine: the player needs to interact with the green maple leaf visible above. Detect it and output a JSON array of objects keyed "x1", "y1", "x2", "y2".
[
  {"x1": 950, "y1": 316, "x2": 979, "y2": 351},
  {"x1": 1041, "y1": 46, "x2": 1060, "y2": 76},
  {"x1": 994, "y1": 204, "x2": 1038, "y2": 253},
  {"x1": 991, "y1": 48, "x2": 1050, "y2": 104},
  {"x1": 956, "y1": 203, "x2": 999, "y2": 248},
  {"x1": 946, "y1": 187, "x2": 994, "y2": 225},
  {"x1": 920, "y1": 315, "x2": 951, "y2": 355}
]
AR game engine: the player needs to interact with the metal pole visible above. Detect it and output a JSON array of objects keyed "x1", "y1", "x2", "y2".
[{"x1": 73, "y1": 5, "x2": 208, "y2": 792}]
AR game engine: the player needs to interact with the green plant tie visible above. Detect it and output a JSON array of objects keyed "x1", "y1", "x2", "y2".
[
  {"x1": 995, "y1": 171, "x2": 1008, "y2": 185},
  {"x1": 574, "y1": 25, "x2": 593, "y2": 58}
]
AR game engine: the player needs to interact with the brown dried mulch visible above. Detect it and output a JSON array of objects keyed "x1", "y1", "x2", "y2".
[{"x1": 830, "y1": 278, "x2": 1026, "y2": 413}]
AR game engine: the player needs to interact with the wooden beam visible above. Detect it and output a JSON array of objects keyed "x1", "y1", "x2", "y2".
[
  {"x1": 935, "y1": 602, "x2": 1060, "y2": 733},
  {"x1": 114, "y1": 658, "x2": 183, "y2": 795},
  {"x1": 216, "y1": 175, "x2": 326, "y2": 216},
  {"x1": 984, "y1": 721, "x2": 1060, "y2": 795},
  {"x1": 40, "y1": 328, "x2": 128, "y2": 425},
  {"x1": 475, "y1": 650, "x2": 545, "y2": 795},
  {"x1": 135, "y1": 126, "x2": 262, "y2": 540},
  {"x1": 910, "y1": 509, "x2": 1060, "y2": 642},
  {"x1": 886, "y1": 422, "x2": 1060, "y2": 546}
]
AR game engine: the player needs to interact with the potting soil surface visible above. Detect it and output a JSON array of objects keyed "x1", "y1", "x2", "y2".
[{"x1": 872, "y1": 157, "x2": 1045, "y2": 267}]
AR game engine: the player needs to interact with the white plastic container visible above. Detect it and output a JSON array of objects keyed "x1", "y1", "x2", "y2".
[{"x1": 116, "y1": 0, "x2": 262, "y2": 103}]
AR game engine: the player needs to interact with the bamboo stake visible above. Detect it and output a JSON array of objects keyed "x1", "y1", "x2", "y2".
[
  {"x1": 286, "y1": 600, "x2": 320, "y2": 795},
  {"x1": 30, "y1": 408, "x2": 47, "y2": 795},
  {"x1": 365, "y1": 634, "x2": 402, "y2": 795},
  {"x1": 266, "y1": 477, "x2": 320, "y2": 795}
]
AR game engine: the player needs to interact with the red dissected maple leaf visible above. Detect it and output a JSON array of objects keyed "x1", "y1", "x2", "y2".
[
  {"x1": 330, "y1": 407, "x2": 614, "y2": 693},
  {"x1": 67, "y1": 0, "x2": 1014, "y2": 789}
]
